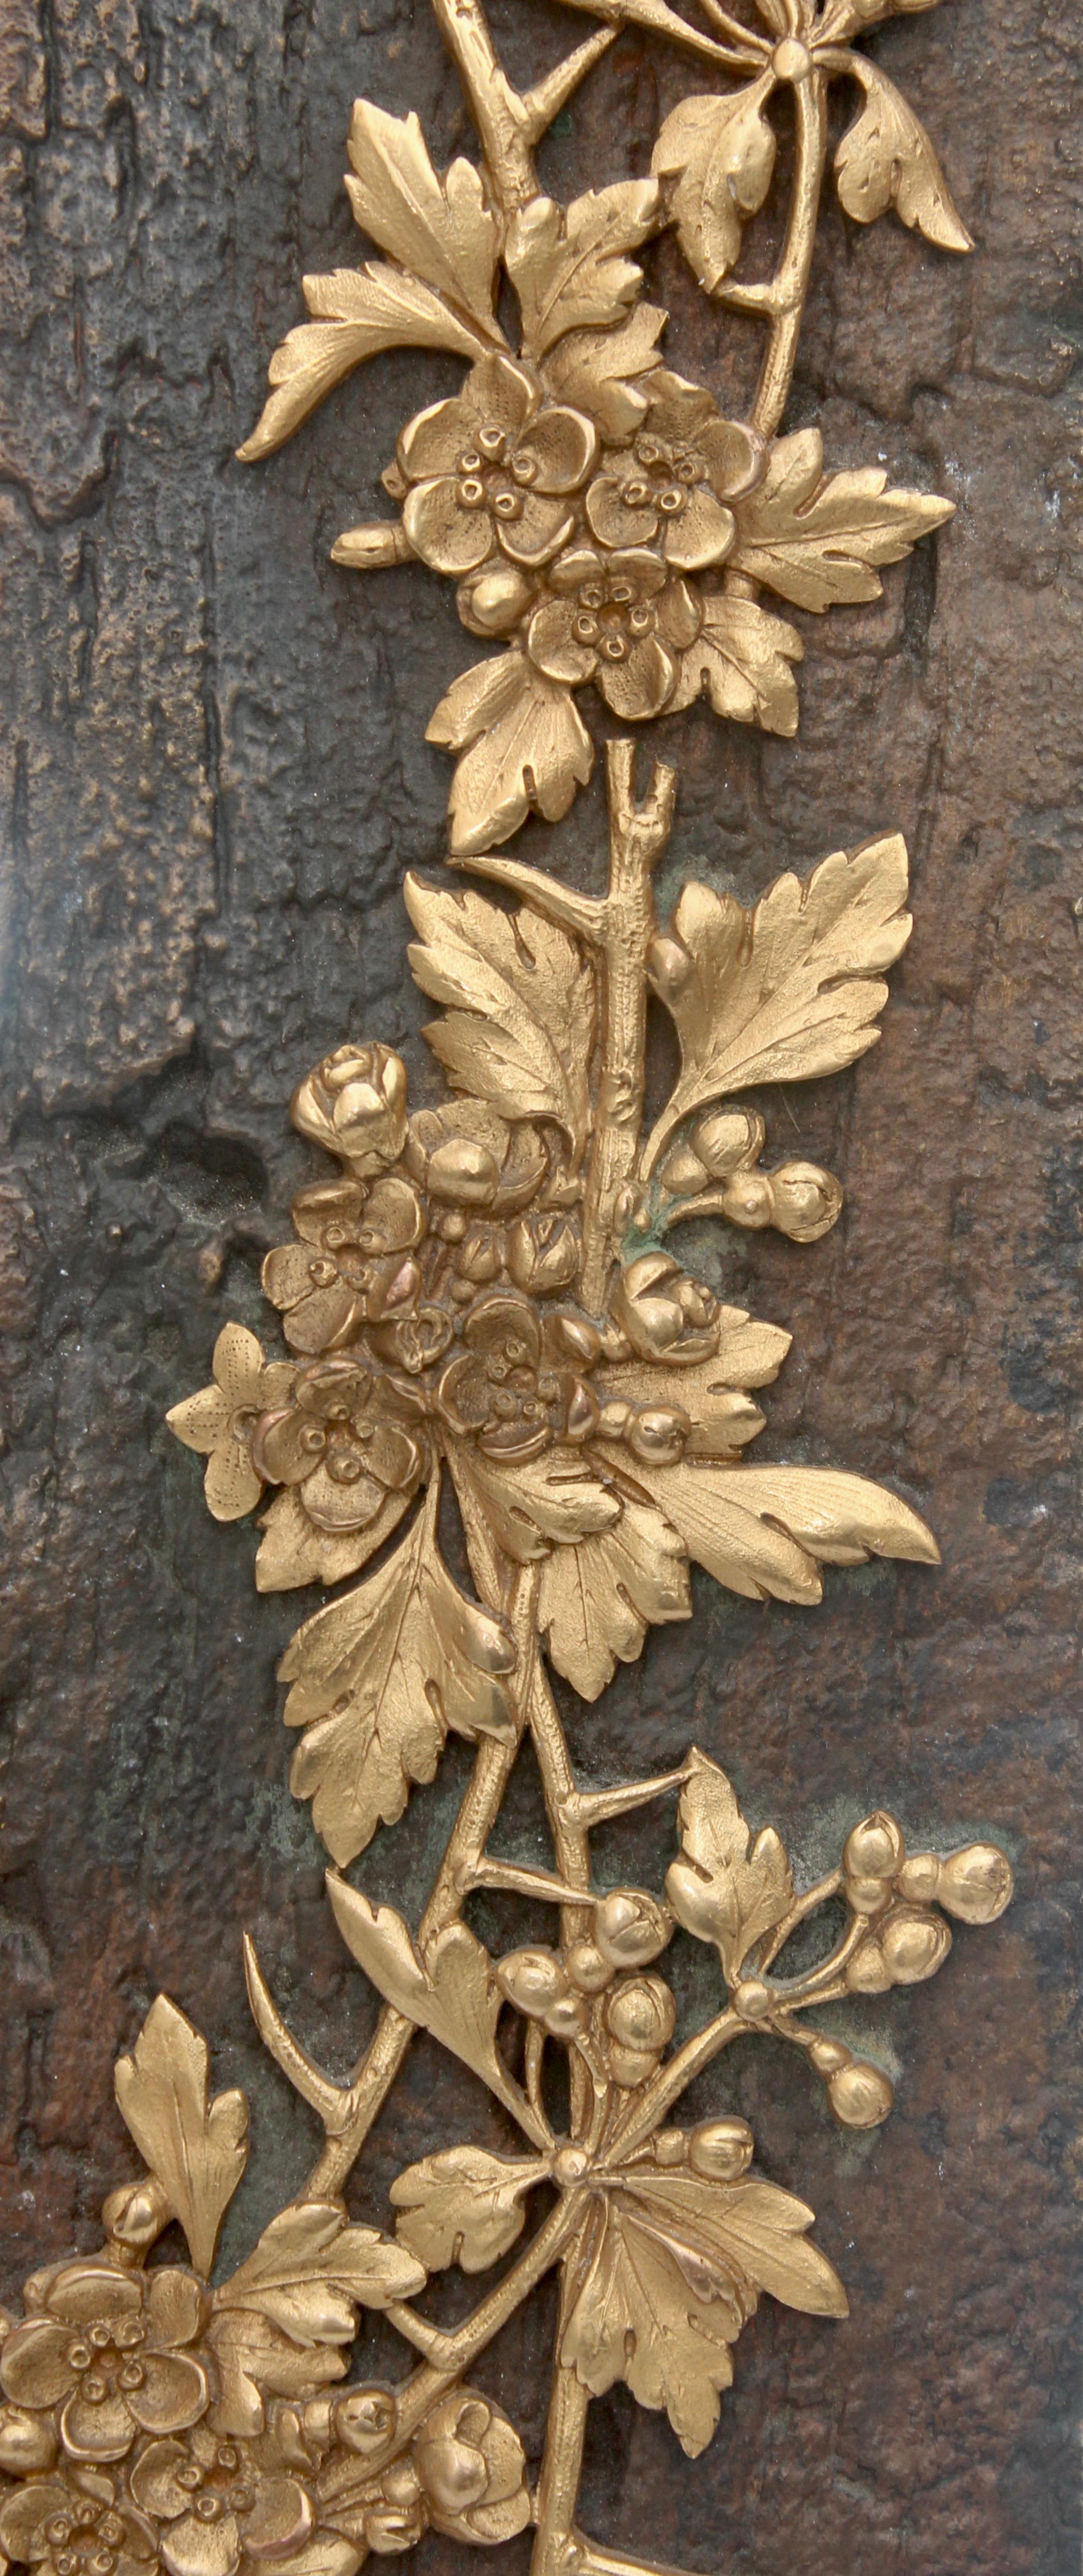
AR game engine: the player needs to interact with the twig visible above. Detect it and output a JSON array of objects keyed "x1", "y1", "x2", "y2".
[{"x1": 578, "y1": 741, "x2": 677, "y2": 1316}]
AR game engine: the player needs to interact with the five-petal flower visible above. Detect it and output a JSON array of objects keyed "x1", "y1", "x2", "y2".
[
  {"x1": 527, "y1": 545, "x2": 701, "y2": 719},
  {"x1": 0, "y1": 2264, "x2": 210, "y2": 2466},
  {"x1": 585, "y1": 372, "x2": 763, "y2": 571},
  {"x1": 397, "y1": 356, "x2": 598, "y2": 577}
]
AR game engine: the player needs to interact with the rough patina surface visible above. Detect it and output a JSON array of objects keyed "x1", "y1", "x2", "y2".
[{"x1": 1, "y1": 0, "x2": 1080, "y2": 2568}]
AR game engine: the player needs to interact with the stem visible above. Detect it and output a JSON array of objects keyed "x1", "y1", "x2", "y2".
[
  {"x1": 578, "y1": 742, "x2": 677, "y2": 1317},
  {"x1": 307, "y1": 1537, "x2": 540, "y2": 2197},
  {"x1": 748, "y1": 68, "x2": 829, "y2": 439},
  {"x1": 531, "y1": 2364, "x2": 591, "y2": 2576},
  {"x1": 428, "y1": 0, "x2": 539, "y2": 213}
]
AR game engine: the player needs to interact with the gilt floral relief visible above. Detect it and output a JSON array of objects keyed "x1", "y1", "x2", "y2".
[{"x1": 0, "y1": 5, "x2": 1014, "y2": 2576}]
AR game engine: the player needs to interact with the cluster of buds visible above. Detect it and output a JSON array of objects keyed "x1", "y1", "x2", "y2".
[
  {"x1": 273, "y1": 2384, "x2": 528, "y2": 2552},
  {"x1": 648, "y1": 2115, "x2": 754, "y2": 2180},
  {"x1": 841, "y1": 1812, "x2": 1013, "y2": 1995},
  {"x1": 657, "y1": 1106, "x2": 843, "y2": 1246},
  {"x1": 496, "y1": 1889, "x2": 678, "y2": 2089},
  {"x1": 795, "y1": 1814, "x2": 1015, "y2": 2131}
]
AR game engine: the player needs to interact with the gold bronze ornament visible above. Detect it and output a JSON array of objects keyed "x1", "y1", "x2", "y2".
[{"x1": 0, "y1": 5, "x2": 1014, "y2": 2575}]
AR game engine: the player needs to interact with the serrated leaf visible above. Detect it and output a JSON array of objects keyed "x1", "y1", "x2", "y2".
[
  {"x1": 696, "y1": 1465, "x2": 940, "y2": 1566},
  {"x1": 561, "y1": 2165, "x2": 845, "y2": 2453},
  {"x1": 426, "y1": 650, "x2": 594, "y2": 858},
  {"x1": 541, "y1": 303, "x2": 667, "y2": 438},
  {"x1": 390, "y1": 2147, "x2": 545, "y2": 2273},
  {"x1": 665, "y1": 1748, "x2": 794, "y2": 1977},
  {"x1": 279, "y1": 1484, "x2": 516, "y2": 1866},
  {"x1": 669, "y1": 594, "x2": 803, "y2": 736},
  {"x1": 652, "y1": 76, "x2": 777, "y2": 293},
  {"x1": 448, "y1": 1441, "x2": 619, "y2": 1566},
  {"x1": 599, "y1": 1348, "x2": 775, "y2": 1456},
  {"x1": 345, "y1": 101, "x2": 502, "y2": 328},
  {"x1": 405, "y1": 865, "x2": 596, "y2": 1151},
  {"x1": 238, "y1": 266, "x2": 489, "y2": 462},
  {"x1": 730, "y1": 427, "x2": 954, "y2": 611},
  {"x1": 538, "y1": 1495, "x2": 691, "y2": 1700},
  {"x1": 836, "y1": 60, "x2": 973, "y2": 254},
  {"x1": 626, "y1": 1459, "x2": 823, "y2": 1605},
  {"x1": 642, "y1": 835, "x2": 912, "y2": 1166},
  {"x1": 507, "y1": 182, "x2": 658, "y2": 357},
  {"x1": 327, "y1": 1885, "x2": 531, "y2": 2128},
  {"x1": 114, "y1": 1996, "x2": 248, "y2": 2276},
  {"x1": 217, "y1": 2200, "x2": 424, "y2": 2344}
]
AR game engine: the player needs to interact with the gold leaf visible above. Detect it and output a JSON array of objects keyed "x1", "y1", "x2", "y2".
[
  {"x1": 279, "y1": 1484, "x2": 516, "y2": 1866},
  {"x1": 238, "y1": 266, "x2": 490, "y2": 463},
  {"x1": 563, "y1": 2166, "x2": 845, "y2": 2456},
  {"x1": 390, "y1": 2146, "x2": 545, "y2": 2273},
  {"x1": 668, "y1": 594, "x2": 803, "y2": 737},
  {"x1": 506, "y1": 181, "x2": 659, "y2": 357},
  {"x1": 835, "y1": 60, "x2": 973, "y2": 254},
  {"x1": 627, "y1": 1458, "x2": 823, "y2": 1603},
  {"x1": 405, "y1": 869, "x2": 596, "y2": 1151},
  {"x1": 114, "y1": 1996, "x2": 248, "y2": 2277},
  {"x1": 255, "y1": 1485, "x2": 413, "y2": 1594},
  {"x1": 426, "y1": 651, "x2": 594, "y2": 857},
  {"x1": 216, "y1": 2200, "x2": 424, "y2": 2345},
  {"x1": 449, "y1": 1441, "x2": 619, "y2": 1566},
  {"x1": 643, "y1": 834, "x2": 912, "y2": 1162},
  {"x1": 665, "y1": 1748, "x2": 793, "y2": 1976},
  {"x1": 730, "y1": 428, "x2": 954, "y2": 611},
  {"x1": 541, "y1": 302, "x2": 667, "y2": 438},
  {"x1": 345, "y1": 101, "x2": 502, "y2": 329},
  {"x1": 652, "y1": 76, "x2": 777, "y2": 293},
  {"x1": 599, "y1": 1348, "x2": 775, "y2": 1456},
  {"x1": 560, "y1": 2190, "x2": 747, "y2": 2457},
  {"x1": 538, "y1": 1495, "x2": 690, "y2": 1700},
  {"x1": 699, "y1": 1465, "x2": 940, "y2": 1566},
  {"x1": 327, "y1": 1884, "x2": 526, "y2": 2122}
]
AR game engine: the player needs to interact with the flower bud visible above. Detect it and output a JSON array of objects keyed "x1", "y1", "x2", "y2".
[
  {"x1": 808, "y1": 2037, "x2": 850, "y2": 2074},
  {"x1": 653, "y1": 2128, "x2": 688, "y2": 2167},
  {"x1": 605, "y1": 1975, "x2": 676, "y2": 2054},
  {"x1": 507, "y1": 1212, "x2": 580, "y2": 1294},
  {"x1": 455, "y1": 1228, "x2": 502, "y2": 1285},
  {"x1": 0, "y1": 2406, "x2": 58, "y2": 2473},
  {"x1": 101, "y1": 2174, "x2": 172, "y2": 2253},
  {"x1": 845, "y1": 1939, "x2": 891, "y2": 1994},
  {"x1": 665, "y1": 1858, "x2": 724, "y2": 1945},
  {"x1": 607, "y1": 2043, "x2": 661, "y2": 2089},
  {"x1": 626, "y1": 1405, "x2": 691, "y2": 1466},
  {"x1": 828, "y1": 2060, "x2": 894, "y2": 2128},
  {"x1": 544, "y1": 1991, "x2": 590, "y2": 2041},
  {"x1": 844, "y1": 1812, "x2": 905, "y2": 1881},
  {"x1": 595, "y1": 1889, "x2": 673, "y2": 1970},
  {"x1": 566, "y1": 1938, "x2": 613, "y2": 1995},
  {"x1": 896, "y1": 1852, "x2": 941, "y2": 1905},
  {"x1": 414, "y1": 2435, "x2": 489, "y2": 2517},
  {"x1": 688, "y1": 2117, "x2": 753, "y2": 2181},
  {"x1": 768, "y1": 1161, "x2": 843, "y2": 1243},
  {"x1": 880, "y1": 1907, "x2": 952, "y2": 1985},
  {"x1": 291, "y1": 1043, "x2": 408, "y2": 1176},
  {"x1": 658, "y1": 1143, "x2": 710, "y2": 1198},
  {"x1": 457, "y1": 561, "x2": 536, "y2": 637},
  {"x1": 331, "y1": 522, "x2": 412, "y2": 570},
  {"x1": 334, "y1": 2386, "x2": 397, "y2": 2455},
  {"x1": 426, "y1": 1138, "x2": 502, "y2": 1206},
  {"x1": 691, "y1": 1109, "x2": 765, "y2": 1177},
  {"x1": 722, "y1": 1170, "x2": 776, "y2": 1231},
  {"x1": 937, "y1": 1844, "x2": 1014, "y2": 1924},
  {"x1": 496, "y1": 1948, "x2": 568, "y2": 2020},
  {"x1": 847, "y1": 1875, "x2": 892, "y2": 1918},
  {"x1": 611, "y1": 1253, "x2": 718, "y2": 1366}
]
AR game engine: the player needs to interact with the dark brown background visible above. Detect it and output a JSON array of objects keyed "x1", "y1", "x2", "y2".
[{"x1": 1, "y1": 0, "x2": 1080, "y2": 2566}]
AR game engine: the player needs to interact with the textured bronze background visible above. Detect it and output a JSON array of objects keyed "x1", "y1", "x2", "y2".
[{"x1": 1, "y1": 0, "x2": 1079, "y2": 2568}]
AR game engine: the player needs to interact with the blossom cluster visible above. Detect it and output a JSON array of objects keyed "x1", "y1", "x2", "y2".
[{"x1": 384, "y1": 355, "x2": 765, "y2": 724}]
